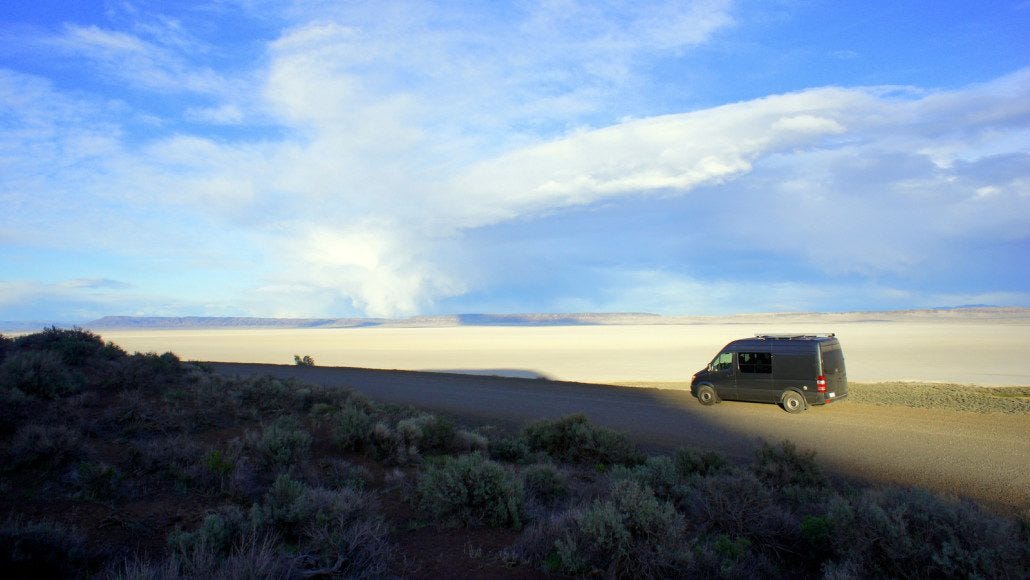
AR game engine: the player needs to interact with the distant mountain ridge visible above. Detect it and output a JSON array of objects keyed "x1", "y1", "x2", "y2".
[
  {"x1": 79, "y1": 307, "x2": 1030, "y2": 330},
  {"x1": 87, "y1": 316, "x2": 382, "y2": 329},
  {"x1": 3, "y1": 307, "x2": 1025, "y2": 333},
  {"x1": 85, "y1": 312, "x2": 662, "y2": 329}
]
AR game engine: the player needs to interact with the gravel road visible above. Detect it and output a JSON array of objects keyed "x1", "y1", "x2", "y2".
[{"x1": 210, "y1": 362, "x2": 1030, "y2": 513}]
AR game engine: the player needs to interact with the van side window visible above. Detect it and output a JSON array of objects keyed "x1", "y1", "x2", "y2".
[
  {"x1": 711, "y1": 352, "x2": 733, "y2": 371},
  {"x1": 739, "y1": 352, "x2": 772, "y2": 374}
]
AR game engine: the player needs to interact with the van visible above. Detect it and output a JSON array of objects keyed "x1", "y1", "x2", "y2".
[{"x1": 690, "y1": 334, "x2": 848, "y2": 413}]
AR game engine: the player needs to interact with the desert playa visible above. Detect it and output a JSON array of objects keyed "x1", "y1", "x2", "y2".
[{"x1": 94, "y1": 308, "x2": 1030, "y2": 386}]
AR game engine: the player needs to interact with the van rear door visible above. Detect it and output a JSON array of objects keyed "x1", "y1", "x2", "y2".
[{"x1": 819, "y1": 342, "x2": 848, "y2": 400}]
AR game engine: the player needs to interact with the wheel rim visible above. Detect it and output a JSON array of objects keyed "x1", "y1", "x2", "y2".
[
  {"x1": 786, "y1": 396, "x2": 799, "y2": 409},
  {"x1": 700, "y1": 391, "x2": 711, "y2": 403}
]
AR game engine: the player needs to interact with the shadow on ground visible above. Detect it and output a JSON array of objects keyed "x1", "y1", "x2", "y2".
[{"x1": 207, "y1": 362, "x2": 1029, "y2": 514}]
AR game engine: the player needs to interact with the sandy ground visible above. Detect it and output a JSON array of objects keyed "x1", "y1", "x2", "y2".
[
  {"x1": 96, "y1": 319, "x2": 1030, "y2": 385},
  {"x1": 211, "y1": 363, "x2": 1030, "y2": 513}
]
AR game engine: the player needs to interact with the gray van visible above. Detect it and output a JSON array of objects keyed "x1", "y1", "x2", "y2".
[{"x1": 690, "y1": 334, "x2": 848, "y2": 413}]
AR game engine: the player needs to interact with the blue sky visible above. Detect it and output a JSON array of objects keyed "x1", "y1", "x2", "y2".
[{"x1": 1, "y1": 0, "x2": 1029, "y2": 320}]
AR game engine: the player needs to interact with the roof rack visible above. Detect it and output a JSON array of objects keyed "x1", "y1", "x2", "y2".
[{"x1": 754, "y1": 333, "x2": 835, "y2": 339}]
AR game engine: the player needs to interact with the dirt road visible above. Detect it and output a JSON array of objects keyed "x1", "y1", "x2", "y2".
[{"x1": 210, "y1": 362, "x2": 1030, "y2": 513}]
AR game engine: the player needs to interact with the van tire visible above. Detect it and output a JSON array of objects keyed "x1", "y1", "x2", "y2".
[
  {"x1": 697, "y1": 385, "x2": 719, "y2": 406},
  {"x1": 781, "y1": 390, "x2": 806, "y2": 413}
]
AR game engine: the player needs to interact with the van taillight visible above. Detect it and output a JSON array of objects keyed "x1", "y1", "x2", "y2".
[{"x1": 816, "y1": 375, "x2": 827, "y2": 393}]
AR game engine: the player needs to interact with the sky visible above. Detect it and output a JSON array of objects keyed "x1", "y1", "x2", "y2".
[{"x1": 1, "y1": 0, "x2": 1029, "y2": 321}]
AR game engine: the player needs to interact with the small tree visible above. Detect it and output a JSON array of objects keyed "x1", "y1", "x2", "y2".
[{"x1": 293, "y1": 355, "x2": 315, "y2": 367}]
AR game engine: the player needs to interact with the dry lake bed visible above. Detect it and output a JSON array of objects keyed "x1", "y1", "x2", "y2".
[{"x1": 94, "y1": 316, "x2": 1030, "y2": 386}]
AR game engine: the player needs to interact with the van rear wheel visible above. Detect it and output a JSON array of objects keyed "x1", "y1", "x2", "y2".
[
  {"x1": 781, "y1": 390, "x2": 806, "y2": 413},
  {"x1": 697, "y1": 385, "x2": 719, "y2": 406}
]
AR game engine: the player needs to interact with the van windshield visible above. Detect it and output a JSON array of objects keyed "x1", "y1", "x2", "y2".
[{"x1": 711, "y1": 352, "x2": 732, "y2": 371}]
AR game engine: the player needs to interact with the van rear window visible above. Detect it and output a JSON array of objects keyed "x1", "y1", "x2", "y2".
[
  {"x1": 821, "y1": 349, "x2": 845, "y2": 374},
  {"x1": 739, "y1": 352, "x2": 772, "y2": 374}
]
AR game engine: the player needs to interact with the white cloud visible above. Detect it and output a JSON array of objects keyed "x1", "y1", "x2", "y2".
[
  {"x1": 446, "y1": 89, "x2": 870, "y2": 226},
  {"x1": 59, "y1": 278, "x2": 132, "y2": 290},
  {"x1": 251, "y1": 224, "x2": 467, "y2": 317},
  {"x1": 51, "y1": 24, "x2": 227, "y2": 94}
]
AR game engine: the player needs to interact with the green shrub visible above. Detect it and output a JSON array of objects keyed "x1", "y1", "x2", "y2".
[
  {"x1": 13, "y1": 327, "x2": 114, "y2": 366},
  {"x1": 422, "y1": 416, "x2": 459, "y2": 450},
  {"x1": 523, "y1": 414, "x2": 642, "y2": 466},
  {"x1": 397, "y1": 413, "x2": 456, "y2": 453},
  {"x1": 490, "y1": 435, "x2": 535, "y2": 464},
  {"x1": 203, "y1": 446, "x2": 241, "y2": 493},
  {"x1": 544, "y1": 480, "x2": 687, "y2": 576},
  {"x1": 611, "y1": 456, "x2": 680, "y2": 499},
  {"x1": 111, "y1": 356, "x2": 169, "y2": 393},
  {"x1": 236, "y1": 376, "x2": 312, "y2": 414},
  {"x1": 250, "y1": 474, "x2": 391, "y2": 575},
  {"x1": 453, "y1": 429, "x2": 489, "y2": 454},
  {"x1": 0, "y1": 384, "x2": 31, "y2": 425},
  {"x1": 308, "y1": 402, "x2": 338, "y2": 418},
  {"x1": 120, "y1": 529, "x2": 290, "y2": 579},
  {"x1": 523, "y1": 463, "x2": 569, "y2": 505},
  {"x1": 752, "y1": 440, "x2": 827, "y2": 488},
  {"x1": 0, "y1": 519, "x2": 96, "y2": 577},
  {"x1": 368, "y1": 421, "x2": 402, "y2": 462},
  {"x1": 416, "y1": 454, "x2": 524, "y2": 528},
  {"x1": 6, "y1": 423, "x2": 88, "y2": 469},
  {"x1": 131, "y1": 351, "x2": 182, "y2": 376},
  {"x1": 687, "y1": 533, "x2": 778, "y2": 579},
  {"x1": 101, "y1": 389, "x2": 173, "y2": 436},
  {"x1": 250, "y1": 474, "x2": 306, "y2": 536},
  {"x1": 713, "y1": 533, "x2": 752, "y2": 560},
  {"x1": 293, "y1": 354, "x2": 315, "y2": 366},
  {"x1": 0, "y1": 350, "x2": 82, "y2": 400},
  {"x1": 320, "y1": 458, "x2": 373, "y2": 490},
  {"x1": 247, "y1": 416, "x2": 313, "y2": 468},
  {"x1": 303, "y1": 512, "x2": 392, "y2": 577},
  {"x1": 686, "y1": 469, "x2": 796, "y2": 555},
  {"x1": 832, "y1": 487, "x2": 1030, "y2": 578},
  {"x1": 169, "y1": 505, "x2": 247, "y2": 557},
  {"x1": 795, "y1": 494, "x2": 858, "y2": 567},
  {"x1": 136, "y1": 434, "x2": 203, "y2": 489},
  {"x1": 71, "y1": 461, "x2": 122, "y2": 500},
  {"x1": 673, "y1": 448, "x2": 726, "y2": 477},
  {"x1": 205, "y1": 448, "x2": 235, "y2": 478},
  {"x1": 333, "y1": 407, "x2": 374, "y2": 451},
  {"x1": 251, "y1": 474, "x2": 377, "y2": 534}
]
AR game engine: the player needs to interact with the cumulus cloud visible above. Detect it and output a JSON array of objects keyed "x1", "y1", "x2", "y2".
[
  {"x1": 445, "y1": 89, "x2": 866, "y2": 226},
  {"x1": 270, "y1": 225, "x2": 467, "y2": 316}
]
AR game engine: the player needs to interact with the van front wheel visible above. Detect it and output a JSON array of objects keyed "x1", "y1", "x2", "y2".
[
  {"x1": 697, "y1": 385, "x2": 719, "y2": 406},
  {"x1": 781, "y1": 391, "x2": 806, "y2": 413}
]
